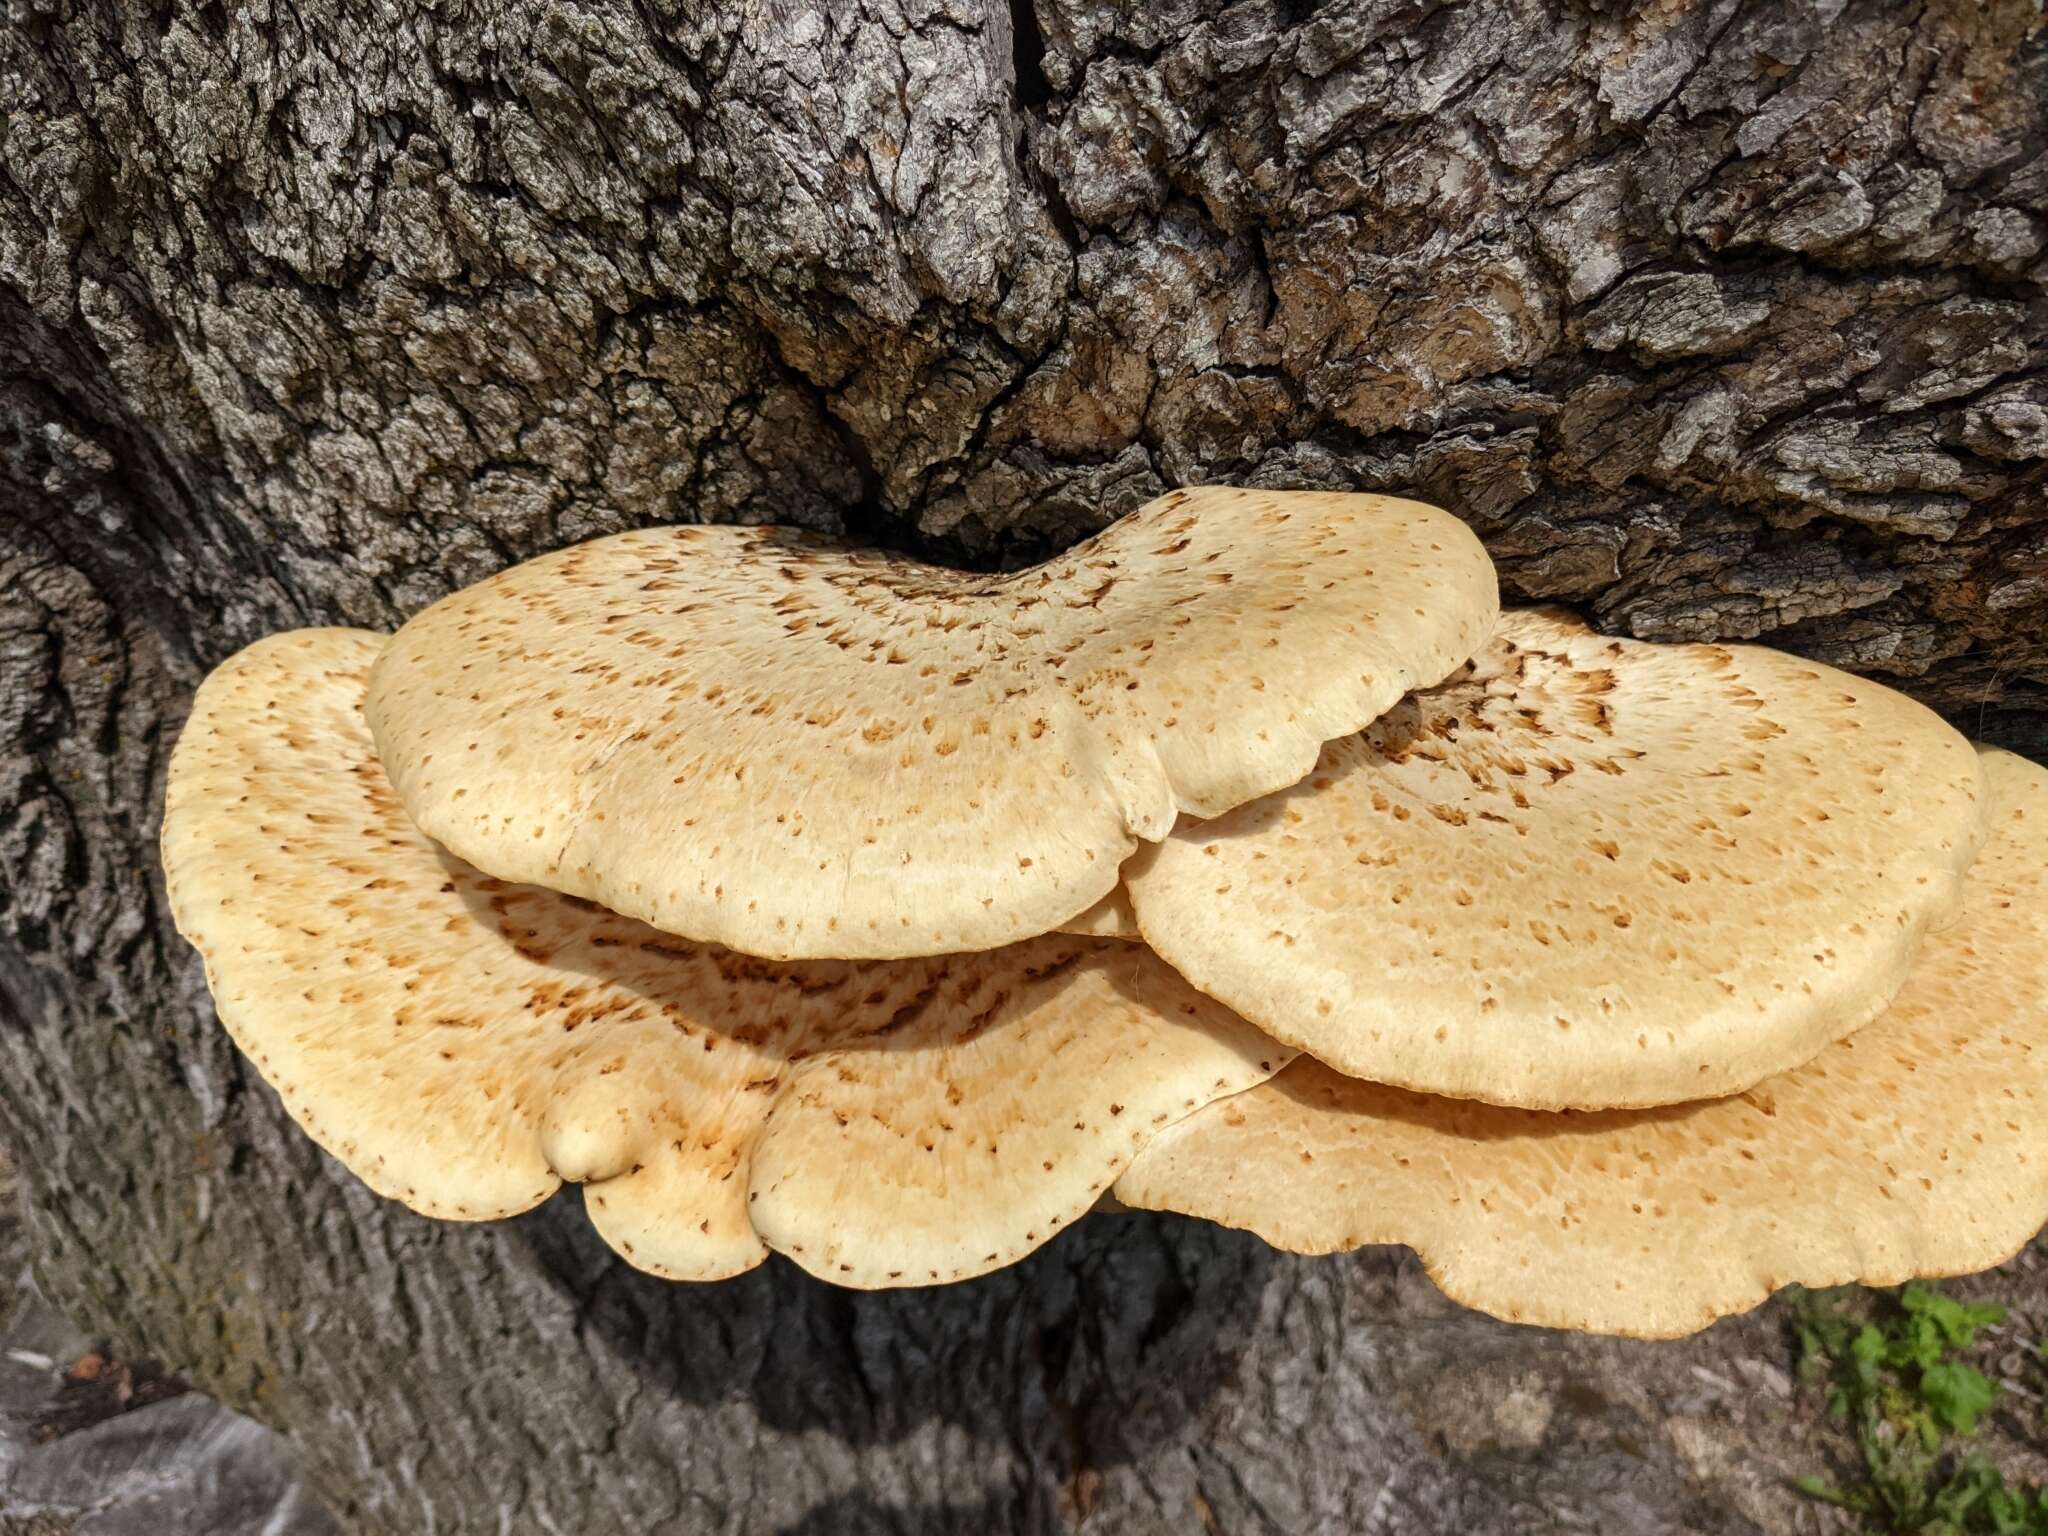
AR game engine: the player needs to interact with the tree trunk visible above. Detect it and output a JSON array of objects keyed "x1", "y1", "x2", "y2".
[{"x1": 3, "y1": 0, "x2": 2044, "y2": 1529}]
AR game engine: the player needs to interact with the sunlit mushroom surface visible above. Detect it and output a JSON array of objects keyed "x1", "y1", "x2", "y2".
[
  {"x1": 162, "y1": 630, "x2": 1288, "y2": 1287},
  {"x1": 1121, "y1": 608, "x2": 1989, "y2": 1109},
  {"x1": 1118, "y1": 748, "x2": 2048, "y2": 1337},
  {"x1": 364, "y1": 488, "x2": 1496, "y2": 959}
]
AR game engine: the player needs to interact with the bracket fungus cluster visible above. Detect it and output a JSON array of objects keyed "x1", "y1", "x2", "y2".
[{"x1": 164, "y1": 485, "x2": 2045, "y2": 1332}]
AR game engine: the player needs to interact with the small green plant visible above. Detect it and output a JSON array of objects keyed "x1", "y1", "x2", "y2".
[{"x1": 1788, "y1": 1282, "x2": 2048, "y2": 1535}]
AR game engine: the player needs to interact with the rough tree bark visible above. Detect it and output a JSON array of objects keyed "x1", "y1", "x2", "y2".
[{"x1": 3, "y1": 0, "x2": 2045, "y2": 1529}]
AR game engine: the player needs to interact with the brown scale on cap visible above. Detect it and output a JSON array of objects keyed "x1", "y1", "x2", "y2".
[
  {"x1": 160, "y1": 630, "x2": 1289, "y2": 1286},
  {"x1": 1118, "y1": 749, "x2": 2048, "y2": 1338},
  {"x1": 362, "y1": 488, "x2": 1497, "y2": 960},
  {"x1": 1120, "y1": 608, "x2": 1989, "y2": 1110}
]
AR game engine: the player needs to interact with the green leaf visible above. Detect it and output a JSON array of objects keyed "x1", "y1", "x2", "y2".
[
  {"x1": 1788, "y1": 1282, "x2": 2046, "y2": 1533},
  {"x1": 1903, "y1": 1283, "x2": 2007, "y2": 1350},
  {"x1": 1851, "y1": 1322, "x2": 1889, "y2": 1390},
  {"x1": 1791, "y1": 1474, "x2": 1872, "y2": 1513},
  {"x1": 1972, "y1": 1469, "x2": 2048, "y2": 1536},
  {"x1": 1920, "y1": 1361, "x2": 1999, "y2": 1437}
]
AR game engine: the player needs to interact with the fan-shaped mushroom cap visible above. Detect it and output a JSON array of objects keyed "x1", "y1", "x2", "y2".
[
  {"x1": 1118, "y1": 748, "x2": 2048, "y2": 1337},
  {"x1": 363, "y1": 489, "x2": 1496, "y2": 959},
  {"x1": 161, "y1": 630, "x2": 1289, "y2": 1286},
  {"x1": 1121, "y1": 609, "x2": 1987, "y2": 1110}
]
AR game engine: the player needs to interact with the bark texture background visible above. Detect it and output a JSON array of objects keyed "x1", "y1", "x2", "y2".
[{"x1": 2, "y1": 0, "x2": 2045, "y2": 1529}]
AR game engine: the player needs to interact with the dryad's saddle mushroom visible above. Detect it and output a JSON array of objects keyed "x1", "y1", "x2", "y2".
[
  {"x1": 1118, "y1": 609, "x2": 1987, "y2": 1109},
  {"x1": 1116, "y1": 748, "x2": 2048, "y2": 1338},
  {"x1": 161, "y1": 630, "x2": 1288, "y2": 1287},
  {"x1": 1056, "y1": 887, "x2": 1140, "y2": 940},
  {"x1": 363, "y1": 488, "x2": 1497, "y2": 959}
]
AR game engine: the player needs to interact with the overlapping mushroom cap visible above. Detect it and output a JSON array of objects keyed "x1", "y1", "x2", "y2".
[
  {"x1": 1117, "y1": 748, "x2": 2048, "y2": 1337},
  {"x1": 1119, "y1": 609, "x2": 1988, "y2": 1109},
  {"x1": 1056, "y1": 888, "x2": 1140, "y2": 940},
  {"x1": 363, "y1": 488, "x2": 1497, "y2": 959},
  {"x1": 161, "y1": 630, "x2": 1289, "y2": 1286}
]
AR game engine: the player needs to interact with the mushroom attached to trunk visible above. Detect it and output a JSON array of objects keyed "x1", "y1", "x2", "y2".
[
  {"x1": 363, "y1": 488, "x2": 1497, "y2": 959},
  {"x1": 161, "y1": 630, "x2": 1290, "y2": 1287},
  {"x1": 1116, "y1": 747, "x2": 2048, "y2": 1337},
  {"x1": 1119, "y1": 608, "x2": 1988, "y2": 1110}
]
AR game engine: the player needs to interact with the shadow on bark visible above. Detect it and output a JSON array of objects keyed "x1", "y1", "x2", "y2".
[
  {"x1": 769, "y1": 1489, "x2": 1051, "y2": 1535},
  {"x1": 513, "y1": 1194, "x2": 1276, "y2": 1459}
]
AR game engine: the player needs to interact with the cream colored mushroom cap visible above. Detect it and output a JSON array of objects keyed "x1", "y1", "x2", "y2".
[
  {"x1": 1118, "y1": 747, "x2": 2048, "y2": 1338},
  {"x1": 1055, "y1": 888, "x2": 1141, "y2": 940},
  {"x1": 161, "y1": 630, "x2": 1290, "y2": 1286},
  {"x1": 362, "y1": 488, "x2": 1497, "y2": 960},
  {"x1": 1122, "y1": 609, "x2": 1988, "y2": 1110}
]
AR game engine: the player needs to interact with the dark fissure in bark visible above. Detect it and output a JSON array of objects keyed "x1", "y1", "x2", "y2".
[{"x1": 1009, "y1": 0, "x2": 1055, "y2": 110}]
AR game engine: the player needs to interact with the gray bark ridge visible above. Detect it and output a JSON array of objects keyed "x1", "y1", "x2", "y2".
[{"x1": 2, "y1": 0, "x2": 2045, "y2": 1530}]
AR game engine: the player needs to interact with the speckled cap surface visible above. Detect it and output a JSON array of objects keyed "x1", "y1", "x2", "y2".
[
  {"x1": 363, "y1": 487, "x2": 1497, "y2": 959},
  {"x1": 161, "y1": 629, "x2": 1289, "y2": 1287},
  {"x1": 1118, "y1": 748, "x2": 2048, "y2": 1337},
  {"x1": 1121, "y1": 608, "x2": 1987, "y2": 1109}
]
